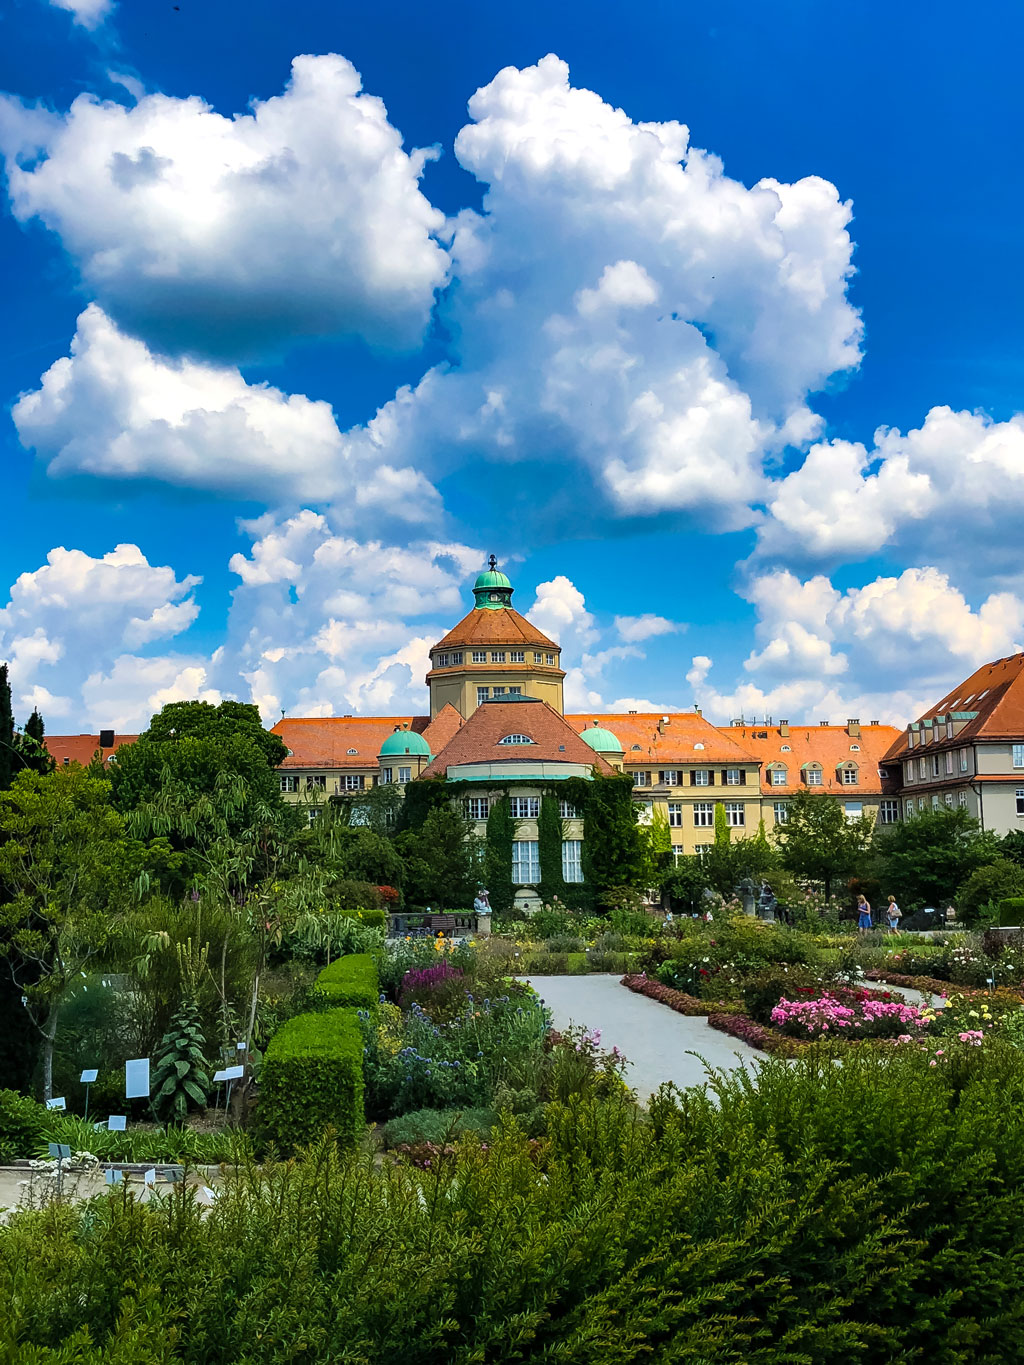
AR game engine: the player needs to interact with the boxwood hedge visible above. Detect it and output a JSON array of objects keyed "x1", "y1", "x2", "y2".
[
  {"x1": 315, "y1": 953, "x2": 379, "y2": 1009},
  {"x1": 259, "y1": 1008, "x2": 364, "y2": 1152}
]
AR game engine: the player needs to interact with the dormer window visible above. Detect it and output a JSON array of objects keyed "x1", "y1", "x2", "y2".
[
  {"x1": 781, "y1": 744, "x2": 791, "y2": 752},
  {"x1": 346, "y1": 748, "x2": 358, "y2": 755},
  {"x1": 693, "y1": 742, "x2": 705, "y2": 750},
  {"x1": 498, "y1": 734, "x2": 534, "y2": 745},
  {"x1": 850, "y1": 744, "x2": 860, "y2": 752}
]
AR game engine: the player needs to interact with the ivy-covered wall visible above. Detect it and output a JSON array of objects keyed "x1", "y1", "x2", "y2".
[
  {"x1": 537, "y1": 794, "x2": 567, "y2": 905},
  {"x1": 483, "y1": 794, "x2": 514, "y2": 914}
]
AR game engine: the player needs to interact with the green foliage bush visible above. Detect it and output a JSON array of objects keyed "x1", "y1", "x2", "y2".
[
  {"x1": 0, "y1": 1088, "x2": 47, "y2": 1163},
  {"x1": 742, "y1": 965, "x2": 841, "y2": 1024},
  {"x1": 544, "y1": 934, "x2": 586, "y2": 954},
  {"x1": 999, "y1": 897, "x2": 1024, "y2": 927},
  {"x1": 13, "y1": 1049, "x2": 1024, "y2": 1360},
  {"x1": 151, "y1": 999, "x2": 211, "y2": 1121},
  {"x1": 314, "y1": 953, "x2": 379, "y2": 1009},
  {"x1": 260, "y1": 1009, "x2": 364, "y2": 1152},
  {"x1": 958, "y1": 861, "x2": 1024, "y2": 927},
  {"x1": 381, "y1": 1106, "x2": 498, "y2": 1148}
]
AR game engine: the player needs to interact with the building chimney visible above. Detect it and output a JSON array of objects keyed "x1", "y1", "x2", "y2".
[
  {"x1": 99, "y1": 729, "x2": 114, "y2": 749},
  {"x1": 870, "y1": 720, "x2": 879, "y2": 727},
  {"x1": 779, "y1": 720, "x2": 789, "y2": 737},
  {"x1": 847, "y1": 718, "x2": 861, "y2": 738},
  {"x1": 695, "y1": 706, "x2": 702, "y2": 716},
  {"x1": 819, "y1": 720, "x2": 829, "y2": 727},
  {"x1": 658, "y1": 715, "x2": 669, "y2": 733}
]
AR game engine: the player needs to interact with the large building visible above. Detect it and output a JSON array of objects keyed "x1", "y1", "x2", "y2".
[{"x1": 46, "y1": 567, "x2": 1024, "y2": 874}]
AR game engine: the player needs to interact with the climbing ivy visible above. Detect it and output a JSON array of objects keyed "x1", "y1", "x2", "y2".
[
  {"x1": 396, "y1": 775, "x2": 470, "y2": 833},
  {"x1": 561, "y1": 771, "x2": 646, "y2": 903},
  {"x1": 483, "y1": 794, "x2": 514, "y2": 914},
  {"x1": 537, "y1": 794, "x2": 567, "y2": 905}
]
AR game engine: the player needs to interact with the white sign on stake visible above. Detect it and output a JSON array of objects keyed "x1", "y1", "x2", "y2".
[
  {"x1": 45, "y1": 1097, "x2": 66, "y2": 1111},
  {"x1": 125, "y1": 1057, "x2": 150, "y2": 1099},
  {"x1": 144, "y1": 1168, "x2": 156, "y2": 1186},
  {"x1": 213, "y1": 1065, "x2": 244, "y2": 1082},
  {"x1": 105, "y1": 1169, "x2": 123, "y2": 1185},
  {"x1": 237, "y1": 1041, "x2": 246, "y2": 1051},
  {"x1": 108, "y1": 1115, "x2": 127, "y2": 1131},
  {"x1": 80, "y1": 1068, "x2": 98, "y2": 1084}
]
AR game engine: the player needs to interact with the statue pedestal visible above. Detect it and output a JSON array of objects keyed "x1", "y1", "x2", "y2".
[
  {"x1": 476, "y1": 913, "x2": 491, "y2": 937},
  {"x1": 740, "y1": 892, "x2": 756, "y2": 918}
]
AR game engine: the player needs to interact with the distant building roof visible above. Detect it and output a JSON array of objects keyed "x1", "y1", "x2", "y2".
[
  {"x1": 566, "y1": 712, "x2": 758, "y2": 766},
  {"x1": 884, "y1": 653, "x2": 1024, "y2": 762},
  {"x1": 272, "y1": 716, "x2": 427, "y2": 769},
  {"x1": 421, "y1": 696, "x2": 616, "y2": 778},
  {"x1": 44, "y1": 733, "x2": 138, "y2": 767},
  {"x1": 730, "y1": 723, "x2": 901, "y2": 795},
  {"x1": 432, "y1": 606, "x2": 557, "y2": 652}
]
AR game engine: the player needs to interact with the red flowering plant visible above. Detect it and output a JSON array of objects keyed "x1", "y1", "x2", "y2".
[{"x1": 398, "y1": 961, "x2": 467, "y2": 1020}]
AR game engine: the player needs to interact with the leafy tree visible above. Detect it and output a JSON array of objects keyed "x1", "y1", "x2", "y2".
[
  {"x1": 951, "y1": 858, "x2": 1024, "y2": 928},
  {"x1": 397, "y1": 804, "x2": 481, "y2": 909},
  {"x1": 151, "y1": 997, "x2": 212, "y2": 1121},
  {"x1": 17, "y1": 709, "x2": 54, "y2": 777},
  {"x1": 775, "y1": 790, "x2": 874, "y2": 902},
  {"x1": 870, "y1": 806, "x2": 1001, "y2": 909},
  {"x1": 662, "y1": 855, "x2": 712, "y2": 914},
  {"x1": 0, "y1": 664, "x2": 14, "y2": 792},
  {"x1": 0, "y1": 768, "x2": 135, "y2": 1099},
  {"x1": 1001, "y1": 830, "x2": 1024, "y2": 869},
  {"x1": 143, "y1": 700, "x2": 287, "y2": 768}
]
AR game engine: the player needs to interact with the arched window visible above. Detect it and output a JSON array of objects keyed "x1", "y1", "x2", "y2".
[
  {"x1": 498, "y1": 734, "x2": 535, "y2": 745},
  {"x1": 770, "y1": 764, "x2": 787, "y2": 787},
  {"x1": 346, "y1": 748, "x2": 358, "y2": 755}
]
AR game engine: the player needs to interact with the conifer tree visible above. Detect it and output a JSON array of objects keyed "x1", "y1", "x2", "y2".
[
  {"x1": 0, "y1": 664, "x2": 14, "y2": 791},
  {"x1": 20, "y1": 708, "x2": 54, "y2": 777}
]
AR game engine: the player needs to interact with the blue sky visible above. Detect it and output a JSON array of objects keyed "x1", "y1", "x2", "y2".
[{"x1": 1, "y1": 0, "x2": 1022, "y2": 732}]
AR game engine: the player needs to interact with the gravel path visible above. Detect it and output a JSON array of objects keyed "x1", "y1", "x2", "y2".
[{"x1": 524, "y1": 974, "x2": 763, "y2": 1101}]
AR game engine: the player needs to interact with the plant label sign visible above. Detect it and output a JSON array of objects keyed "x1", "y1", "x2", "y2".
[
  {"x1": 105, "y1": 1169, "x2": 123, "y2": 1185},
  {"x1": 214, "y1": 1065, "x2": 244, "y2": 1082},
  {"x1": 125, "y1": 1058, "x2": 150, "y2": 1099},
  {"x1": 45, "y1": 1097, "x2": 66, "y2": 1111},
  {"x1": 108, "y1": 1115, "x2": 127, "y2": 1131},
  {"x1": 80, "y1": 1069, "x2": 99, "y2": 1084}
]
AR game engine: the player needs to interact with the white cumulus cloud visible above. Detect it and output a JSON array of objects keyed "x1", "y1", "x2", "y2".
[
  {"x1": 0, "y1": 54, "x2": 448, "y2": 357},
  {"x1": 48, "y1": 0, "x2": 113, "y2": 29}
]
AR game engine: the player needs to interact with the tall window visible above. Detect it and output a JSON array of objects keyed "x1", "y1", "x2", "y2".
[
  {"x1": 692, "y1": 769, "x2": 711, "y2": 786},
  {"x1": 398, "y1": 767, "x2": 411, "y2": 785},
  {"x1": 492, "y1": 687, "x2": 507, "y2": 697},
  {"x1": 919, "y1": 757, "x2": 927, "y2": 779},
  {"x1": 725, "y1": 768, "x2": 743, "y2": 785},
  {"x1": 904, "y1": 761, "x2": 915, "y2": 784},
  {"x1": 771, "y1": 767, "x2": 787, "y2": 786},
  {"x1": 472, "y1": 650, "x2": 487, "y2": 663},
  {"x1": 946, "y1": 721, "x2": 954, "y2": 739},
  {"x1": 960, "y1": 748, "x2": 969, "y2": 772},
  {"x1": 1017, "y1": 789, "x2": 1024, "y2": 817},
  {"x1": 773, "y1": 802, "x2": 789, "y2": 824},
  {"x1": 379, "y1": 767, "x2": 393, "y2": 785},
  {"x1": 632, "y1": 770, "x2": 652, "y2": 787},
  {"x1": 307, "y1": 808, "x2": 321, "y2": 826},
  {"x1": 467, "y1": 797, "x2": 490, "y2": 820},
  {"x1": 931, "y1": 755, "x2": 940, "y2": 778},
  {"x1": 660, "y1": 769, "x2": 681, "y2": 786},
  {"x1": 668, "y1": 802, "x2": 682, "y2": 827},
  {"x1": 842, "y1": 767, "x2": 859, "y2": 785},
  {"x1": 906, "y1": 800, "x2": 915, "y2": 819},
  {"x1": 958, "y1": 791, "x2": 968, "y2": 808},
  {"x1": 559, "y1": 799, "x2": 578, "y2": 819},
  {"x1": 561, "y1": 840, "x2": 583, "y2": 882},
  {"x1": 931, "y1": 795, "x2": 940, "y2": 810},
  {"x1": 918, "y1": 797, "x2": 925, "y2": 811},
  {"x1": 306, "y1": 775, "x2": 326, "y2": 791},
  {"x1": 477, "y1": 687, "x2": 490, "y2": 705},
  {"x1": 1014, "y1": 745, "x2": 1024, "y2": 769},
  {"x1": 879, "y1": 800, "x2": 900, "y2": 824},
  {"x1": 546, "y1": 654, "x2": 556, "y2": 666},
  {"x1": 944, "y1": 791, "x2": 954, "y2": 807},
  {"x1": 806, "y1": 768, "x2": 822, "y2": 787},
  {"x1": 724, "y1": 802, "x2": 745, "y2": 827},
  {"x1": 693, "y1": 802, "x2": 714, "y2": 827},
  {"x1": 945, "y1": 751, "x2": 954, "y2": 775},
  {"x1": 509, "y1": 796, "x2": 540, "y2": 819},
  {"x1": 280, "y1": 774, "x2": 298, "y2": 792},
  {"x1": 510, "y1": 650, "x2": 524, "y2": 663},
  {"x1": 512, "y1": 840, "x2": 540, "y2": 883}
]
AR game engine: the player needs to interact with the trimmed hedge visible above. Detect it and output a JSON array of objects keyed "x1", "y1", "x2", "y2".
[
  {"x1": 316, "y1": 953, "x2": 379, "y2": 1009},
  {"x1": 999, "y1": 897, "x2": 1024, "y2": 927},
  {"x1": 620, "y1": 973, "x2": 745, "y2": 1016},
  {"x1": 260, "y1": 1009, "x2": 364, "y2": 1152}
]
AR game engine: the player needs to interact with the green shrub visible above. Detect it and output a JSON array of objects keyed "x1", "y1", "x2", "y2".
[
  {"x1": 742, "y1": 965, "x2": 838, "y2": 1024},
  {"x1": 315, "y1": 953, "x2": 379, "y2": 1009},
  {"x1": 545, "y1": 934, "x2": 586, "y2": 953},
  {"x1": 260, "y1": 1009, "x2": 364, "y2": 1151},
  {"x1": 381, "y1": 1106, "x2": 497, "y2": 1148},
  {"x1": 40, "y1": 1115, "x2": 246, "y2": 1164},
  {"x1": 0, "y1": 1089, "x2": 47, "y2": 1163},
  {"x1": 340, "y1": 906, "x2": 388, "y2": 929},
  {"x1": 151, "y1": 999, "x2": 211, "y2": 1122},
  {"x1": 999, "y1": 897, "x2": 1024, "y2": 927}
]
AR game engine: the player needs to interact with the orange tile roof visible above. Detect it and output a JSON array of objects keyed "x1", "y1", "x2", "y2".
[
  {"x1": 422, "y1": 697, "x2": 616, "y2": 778},
  {"x1": 45, "y1": 734, "x2": 138, "y2": 767},
  {"x1": 273, "y1": 716, "x2": 428, "y2": 769},
  {"x1": 729, "y1": 723, "x2": 901, "y2": 796},
  {"x1": 432, "y1": 606, "x2": 557, "y2": 651},
  {"x1": 420, "y1": 704, "x2": 464, "y2": 754},
  {"x1": 565, "y1": 712, "x2": 759, "y2": 766},
  {"x1": 884, "y1": 653, "x2": 1024, "y2": 762}
]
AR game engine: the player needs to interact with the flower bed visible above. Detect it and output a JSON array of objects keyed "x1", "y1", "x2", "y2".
[
  {"x1": 770, "y1": 993, "x2": 933, "y2": 1040},
  {"x1": 864, "y1": 969, "x2": 960, "y2": 996},
  {"x1": 620, "y1": 974, "x2": 745, "y2": 1016},
  {"x1": 706, "y1": 1012, "x2": 803, "y2": 1056}
]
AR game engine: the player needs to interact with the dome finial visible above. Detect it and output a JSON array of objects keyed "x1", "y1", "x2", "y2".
[{"x1": 488, "y1": 552, "x2": 498, "y2": 572}]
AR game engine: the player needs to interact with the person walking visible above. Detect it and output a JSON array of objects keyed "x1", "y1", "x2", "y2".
[
  {"x1": 856, "y1": 895, "x2": 873, "y2": 935},
  {"x1": 886, "y1": 895, "x2": 902, "y2": 935}
]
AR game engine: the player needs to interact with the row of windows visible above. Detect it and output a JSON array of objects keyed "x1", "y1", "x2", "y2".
[
  {"x1": 632, "y1": 768, "x2": 750, "y2": 787},
  {"x1": 466, "y1": 797, "x2": 578, "y2": 820},
  {"x1": 471, "y1": 649, "x2": 526, "y2": 663},
  {"x1": 906, "y1": 791, "x2": 969, "y2": 816},
  {"x1": 281, "y1": 774, "x2": 368, "y2": 793},
  {"x1": 379, "y1": 766, "x2": 412, "y2": 785},
  {"x1": 477, "y1": 685, "x2": 523, "y2": 704},
  {"x1": 435, "y1": 651, "x2": 463, "y2": 667},
  {"x1": 905, "y1": 749, "x2": 969, "y2": 782},
  {"x1": 440, "y1": 649, "x2": 557, "y2": 668},
  {"x1": 511, "y1": 839, "x2": 582, "y2": 883}
]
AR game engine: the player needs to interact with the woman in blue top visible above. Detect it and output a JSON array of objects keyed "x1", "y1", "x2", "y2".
[{"x1": 856, "y1": 895, "x2": 872, "y2": 934}]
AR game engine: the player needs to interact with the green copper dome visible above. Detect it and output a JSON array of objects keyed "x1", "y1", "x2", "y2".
[
  {"x1": 473, "y1": 557, "x2": 514, "y2": 610},
  {"x1": 580, "y1": 723, "x2": 624, "y2": 755},
  {"x1": 379, "y1": 728, "x2": 431, "y2": 758}
]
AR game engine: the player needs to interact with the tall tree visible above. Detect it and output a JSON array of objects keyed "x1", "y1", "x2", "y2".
[
  {"x1": 775, "y1": 790, "x2": 874, "y2": 902},
  {"x1": 0, "y1": 767, "x2": 135, "y2": 1099},
  {"x1": 143, "y1": 700, "x2": 287, "y2": 768},
  {"x1": 870, "y1": 807, "x2": 1001, "y2": 909},
  {"x1": 0, "y1": 664, "x2": 14, "y2": 792},
  {"x1": 18, "y1": 708, "x2": 55, "y2": 777}
]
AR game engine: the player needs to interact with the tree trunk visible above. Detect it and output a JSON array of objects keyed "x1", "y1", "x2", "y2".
[{"x1": 41, "y1": 1003, "x2": 60, "y2": 1103}]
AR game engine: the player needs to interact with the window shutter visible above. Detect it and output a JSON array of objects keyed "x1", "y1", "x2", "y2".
[
  {"x1": 707, "y1": 770, "x2": 715, "y2": 786},
  {"x1": 740, "y1": 770, "x2": 746, "y2": 785},
  {"x1": 658, "y1": 770, "x2": 665, "y2": 784},
  {"x1": 690, "y1": 771, "x2": 697, "y2": 786}
]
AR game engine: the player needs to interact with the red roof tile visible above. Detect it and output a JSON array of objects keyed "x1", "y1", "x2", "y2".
[
  {"x1": 884, "y1": 653, "x2": 1024, "y2": 762},
  {"x1": 272, "y1": 716, "x2": 428, "y2": 769},
  {"x1": 729, "y1": 723, "x2": 901, "y2": 795},
  {"x1": 420, "y1": 704, "x2": 464, "y2": 754},
  {"x1": 565, "y1": 712, "x2": 759, "y2": 766},
  {"x1": 45, "y1": 734, "x2": 138, "y2": 767},
  {"x1": 432, "y1": 607, "x2": 557, "y2": 651},
  {"x1": 422, "y1": 697, "x2": 616, "y2": 778}
]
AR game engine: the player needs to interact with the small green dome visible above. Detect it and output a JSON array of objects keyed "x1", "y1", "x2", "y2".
[
  {"x1": 474, "y1": 568, "x2": 512, "y2": 592},
  {"x1": 379, "y1": 728, "x2": 431, "y2": 758},
  {"x1": 580, "y1": 723, "x2": 624, "y2": 754},
  {"x1": 473, "y1": 557, "x2": 514, "y2": 610}
]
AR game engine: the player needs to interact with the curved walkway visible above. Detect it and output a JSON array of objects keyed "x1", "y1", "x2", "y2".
[{"x1": 525, "y1": 974, "x2": 763, "y2": 1102}]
